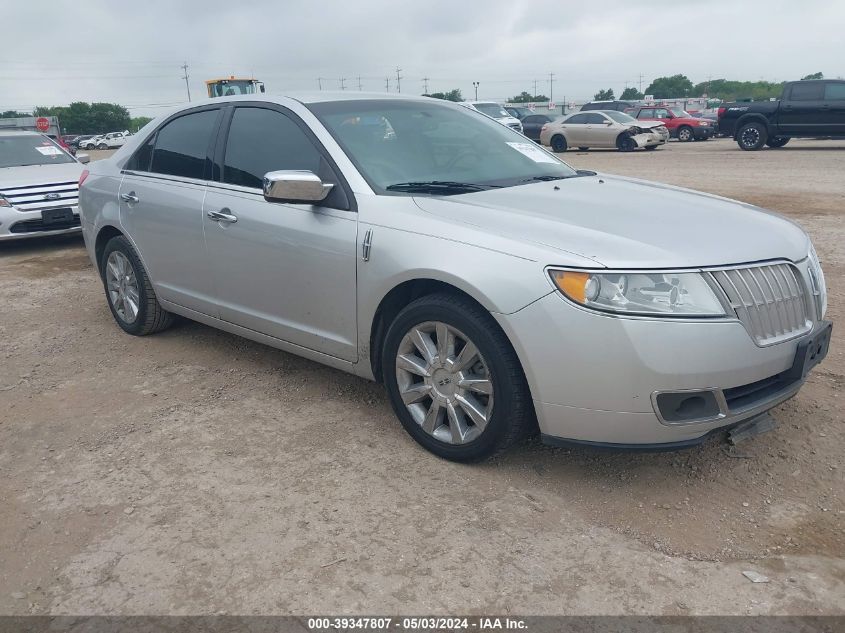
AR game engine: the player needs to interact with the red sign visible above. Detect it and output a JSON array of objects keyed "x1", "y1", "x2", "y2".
[{"x1": 35, "y1": 117, "x2": 50, "y2": 132}]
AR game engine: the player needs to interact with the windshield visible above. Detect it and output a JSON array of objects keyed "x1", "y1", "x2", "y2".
[
  {"x1": 308, "y1": 99, "x2": 577, "y2": 194},
  {"x1": 603, "y1": 111, "x2": 637, "y2": 124},
  {"x1": 669, "y1": 108, "x2": 692, "y2": 118},
  {"x1": 209, "y1": 80, "x2": 257, "y2": 97},
  {"x1": 0, "y1": 135, "x2": 74, "y2": 168},
  {"x1": 473, "y1": 103, "x2": 510, "y2": 118}
]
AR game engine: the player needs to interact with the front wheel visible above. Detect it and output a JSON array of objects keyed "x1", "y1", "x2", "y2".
[
  {"x1": 737, "y1": 121, "x2": 768, "y2": 151},
  {"x1": 677, "y1": 126, "x2": 694, "y2": 142},
  {"x1": 550, "y1": 134, "x2": 568, "y2": 153},
  {"x1": 97, "y1": 143, "x2": 108, "y2": 150},
  {"x1": 617, "y1": 135, "x2": 636, "y2": 152},
  {"x1": 766, "y1": 136, "x2": 790, "y2": 148},
  {"x1": 101, "y1": 235, "x2": 175, "y2": 336},
  {"x1": 382, "y1": 293, "x2": 533, "y2": 462}
]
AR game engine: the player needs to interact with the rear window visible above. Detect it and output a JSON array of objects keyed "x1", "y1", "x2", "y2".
[
  {"x1": 790, "y1": 82, "x2": 824, "y2": 101},
  {"x1": 0, "y1": 135, "x2": 75, "y2": 168}
]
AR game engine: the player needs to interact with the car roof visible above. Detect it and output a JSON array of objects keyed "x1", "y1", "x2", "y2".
[{"x1": 209, "y1": 91, "x2": 433, "y2": 105}]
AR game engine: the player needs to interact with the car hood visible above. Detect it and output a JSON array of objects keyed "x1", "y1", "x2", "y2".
[
  {"x1": 0, "y1": 162, "x2": 84, "y2": 189},
  {"x1": 412, "y1": 174, "x2": 809, "y2": 268}
]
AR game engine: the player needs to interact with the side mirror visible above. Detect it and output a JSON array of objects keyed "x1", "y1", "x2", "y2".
[
  {"x1": 263, "y1": 170, "x2": 333, "y2": 204},
  {"x1": 604, "y1": 119, "x2": 613, "y2": 125},
  {"x1": 76, "y1": 153, "x2": 90, "y2": 164}
]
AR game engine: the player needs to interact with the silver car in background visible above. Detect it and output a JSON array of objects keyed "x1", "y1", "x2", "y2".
[
  {"x1": 1, "y1": 130, "x2": 89, "y2": 241},
  {"x1": 79, "y1": 93, "x2": 830, "y2": 461},
  {"x1": 461, "y1": 101, "x2": 524, "y2": 134}
]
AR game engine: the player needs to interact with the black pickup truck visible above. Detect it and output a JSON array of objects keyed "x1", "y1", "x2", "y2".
[{"x1": 718, "y1": 79, "x2": 845, "y2": 150}]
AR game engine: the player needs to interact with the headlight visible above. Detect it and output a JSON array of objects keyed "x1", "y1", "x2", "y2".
[
  {"x1": 808, "y1": 245, "x2": 827, "y2": 318},
  {"x1": 699, "y1": 120, "x2": 710, "y2": 126},
  {"x1": 0, "y1": 195, "x2": 12, "y2": 208},
  {"x1": 549, "y1": 269, "x2": 726, "y2": 317}
]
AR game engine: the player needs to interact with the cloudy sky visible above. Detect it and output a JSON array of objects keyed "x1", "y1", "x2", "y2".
[{"x1": 4, "y1": 0, "x2": 844, "y2": 116}]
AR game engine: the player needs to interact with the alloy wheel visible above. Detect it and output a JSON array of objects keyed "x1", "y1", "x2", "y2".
[
  {"x1": 741, "y1": 127, "x2": 760, "y2": 148},
  {"x1": 105, "y1": 251, "x2": 140, "y2": 323},
  {"x1": 395, "y1": 321, "x2": 494, "y2": 445}
]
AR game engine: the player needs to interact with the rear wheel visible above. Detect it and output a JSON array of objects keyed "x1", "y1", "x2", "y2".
[
  {"x1": 382, "y1": 293, "x2": 533, "y2": 462},
  {"x1": 550, "y1": 134, "x2": 568, "y2": 153},
  {"x1": 677, "y1": 126, "x2": 694, "y2": 142},
  {"x1": 766, "y1": 136, "x2": 790, "y2": 148},
  {"x1": 101, "y1": 236, "x2": 175, "y2": 336},
  {"x1": 578, "y1": 146, "x2": 589, "y2": 151},
  {"x1": 737, "y1": 121, "x2": 768, "y2": 151}
]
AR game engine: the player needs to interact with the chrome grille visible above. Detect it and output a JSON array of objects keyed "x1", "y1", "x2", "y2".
[
  {"x1": 710, "y1": 263, "x2": 812, "y2": 346},
  {"x1": 0, "y1": 180, "x2": 79, "y2": 212}
]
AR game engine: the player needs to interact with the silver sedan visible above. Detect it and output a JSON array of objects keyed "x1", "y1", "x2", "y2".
[{"x1": 79, "y1": 93, "x2": 831, "y2": 461}]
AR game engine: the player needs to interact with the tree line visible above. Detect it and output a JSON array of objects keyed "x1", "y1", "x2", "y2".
[{"x1": 0, "y1": 102, "x2": 151, "y2": 134}]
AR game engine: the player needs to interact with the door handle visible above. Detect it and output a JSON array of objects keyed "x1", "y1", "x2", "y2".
[
  {"x1": 120, "y1": 192, "x2": 139, "y2": 204},
  {"x1": 207, "y1": 209, "x2": 238, "y2": 223}
]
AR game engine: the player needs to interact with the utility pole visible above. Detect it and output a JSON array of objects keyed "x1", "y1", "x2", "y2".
[
  {"x1": 395, "y1": 66, "x2": 402, "y2": 93},
  {"x1": 385, "y1": 76, "x2": 391, "y2": 92},
  {"x1": 533, "y1": 79, "x2": 538, "y2": 98},
  {"x1": 357, "y1": 76, "x2": 362, "y2": 91},
  {"x1": 422, "y1": 76, "x2": 430, "y2": 94},
  {"x1": 181, "y1": 62, "x2": 191, "y2": 102},
  {"x1": 317, "y1": 77, "x2": 323, "y2": 90},
  {"x1": 638, "y1": 73, "x2": 644, "y2": 95},
  {"x1": 472, "y1": 81, "x2": 480, "y2": 100},
  {"x1": 339, "y1": 77, "x2": 346, "y2": 90},
  {"x1": 549, "y1": 72, "x2": 555, "y2": 103}
]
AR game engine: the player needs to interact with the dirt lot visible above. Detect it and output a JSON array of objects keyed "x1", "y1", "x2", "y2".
[{"x1": 1, "y1": 139, "x2": 843, "y2": 615}]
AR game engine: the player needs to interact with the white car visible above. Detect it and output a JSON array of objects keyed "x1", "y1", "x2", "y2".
[
  {"x1": 81, "y1": 132, "x2": 129, "y2": 150},
  {"x1": 0, "y1": 131, "x2": 89, "y2": 240},
  {"x1": 461, "y1": 101, "x2": 524, "y2": 134}
]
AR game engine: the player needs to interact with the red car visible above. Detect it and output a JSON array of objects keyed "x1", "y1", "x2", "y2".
[{"x1": 627, "y1": 105, "x2": 714, "y2": 142}]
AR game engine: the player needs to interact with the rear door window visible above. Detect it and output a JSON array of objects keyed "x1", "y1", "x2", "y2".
[
  {"x1": 149, "y1": 109, "x2": 219, "y2": 179},
  {"x1": 637, "y1": 109, "x2": 655, "y2": 118},
  {"x1": 823, "y1": 83, "x2": 845, "y2": 100},
  {"x1": 565, "y1": 114, "x2": 589, "y2": 124},
  {"x1": 790, "y1": 82, "x2": 824, "y2": 101},
  {"x1": 585, "y1": 113, "x2": 607, "y2": 124}
]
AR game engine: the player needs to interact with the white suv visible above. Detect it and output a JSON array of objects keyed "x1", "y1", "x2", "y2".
[
  {"x1": 81, "y1": 132, "x2": 130, "y2": 150},
  {"x1": 461, "y1": 101, "x2": 524, "y2": 133}
]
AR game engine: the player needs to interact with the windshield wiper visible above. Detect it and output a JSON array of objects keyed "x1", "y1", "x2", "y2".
[{"x1": 385, "y1": 181, "x2": 496, "y2": 194}]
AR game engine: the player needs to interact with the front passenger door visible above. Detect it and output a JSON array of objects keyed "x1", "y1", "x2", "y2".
[{"x1": 203, "y1": 105, "x2": 359, "y2": 361}]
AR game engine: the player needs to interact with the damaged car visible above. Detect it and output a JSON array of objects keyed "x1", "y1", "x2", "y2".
[{"x1": 540, "y1": 110, "x2": 668, "y2": 152}]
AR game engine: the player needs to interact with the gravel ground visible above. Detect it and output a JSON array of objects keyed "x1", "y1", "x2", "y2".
[{"x1": 0, "y1": 138, "x2": 843, "y2": 615}]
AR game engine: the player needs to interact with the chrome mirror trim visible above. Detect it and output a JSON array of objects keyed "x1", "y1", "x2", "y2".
[{"x1": 262, "y1": 170, "x2": 333, "y2": 203}]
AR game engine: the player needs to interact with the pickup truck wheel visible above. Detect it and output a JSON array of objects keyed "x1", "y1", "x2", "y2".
[
  {"x1": 550, "y1": 135, "x2": 567, "y2": 153},
  {"x1": 737, "y1": 121, "x2": 768, "y2": 151},
  {"x1": 677, "y1": 126, "x2": 693, "y2": 142},
  {"x1": 766, "y1": 136, "x2": 790, "y2": 148}
]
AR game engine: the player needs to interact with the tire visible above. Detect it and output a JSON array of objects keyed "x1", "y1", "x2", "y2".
[
  {"x1": 645, "y1": 145, "x2": 658, "y2": 150},
  {"x1": 676, "y1": 126, "x2": 694, "y2": 142},
  {"x1": 578, "y1": 147, "x2": 589, "y2": 151},
  {"x1": 550, "y1": 134, "x2": 568, "y2": 153},
  {"x1": 101, "y1": 235, "x2": 175, "y2": 336},
  {"x1": 737, "y1": 121, "x2": 768, "y2": 151},
  {"x1": 381, "y1": 293, "x2": 533, "y2": 462},
  {"x1": 617, "y1": 135, "x2": 636, "y2": 152},
  {"x1": 766, "y1": 136, "x2": 790, "y2": 148},
  {"x1": 97, "y1": 143, "x2": 108, "y2": 150}
]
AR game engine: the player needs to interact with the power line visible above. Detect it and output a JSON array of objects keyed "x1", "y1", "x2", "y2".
[{"x1": 180, "y1": 62, "x2": 191, "y2": 102}]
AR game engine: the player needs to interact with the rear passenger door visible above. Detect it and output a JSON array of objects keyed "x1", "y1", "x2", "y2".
[
  {"x1": 560, "y1": 113, "x2": 590, "y2": 145},
  {"x1": 119, "y1": 106, "x2": 221, "y2": 315},
  {"x1": 779, "y1": 82, "x2": 825, "y2": 135},
  {"x1": 822, "y1": 81, "x2": 845, "y2": 135},
  {"x1": 203, "y1": 105, "x2": 359, "y2": 361}
]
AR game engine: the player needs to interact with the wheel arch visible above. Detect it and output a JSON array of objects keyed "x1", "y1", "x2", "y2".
[
  {"x1": 368, "y1": 275, "x2": 531, "y2": 383},
  {"x1": 94, "y1": 224, "x2": 125, "y2": 275},
  {"x1": 732, "y1": 113, "x2": 771, "y2": 139}
]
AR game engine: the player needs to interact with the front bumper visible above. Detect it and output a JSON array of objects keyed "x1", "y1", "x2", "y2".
[
  {"x1": 693, "y1": 126, "x2": 714, "y2": 139},
  {"x1": 0, "y1": 205, "x2": 82, "y2": 241},
  {"x1": 495, "y1": 291, "x2": 828, "y2": 447}
]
